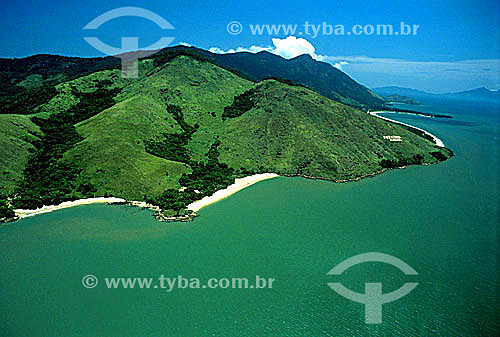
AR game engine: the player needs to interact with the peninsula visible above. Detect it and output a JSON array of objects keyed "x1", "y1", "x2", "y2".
[{"x1": 0, "y1": 47, "x2": 454, "y2": 221}]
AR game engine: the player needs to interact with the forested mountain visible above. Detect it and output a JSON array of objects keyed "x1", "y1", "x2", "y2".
[{"x1": 0, "y1": 51, "x2": 452, "y2": 217}]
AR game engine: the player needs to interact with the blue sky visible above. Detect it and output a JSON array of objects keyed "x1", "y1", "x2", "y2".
[{"x1": 0, "y1": 0, "x2": 499, "y2": 92}]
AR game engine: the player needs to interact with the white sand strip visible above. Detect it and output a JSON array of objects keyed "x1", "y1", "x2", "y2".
[
  {"x1": 14, "y1": 197, "x2": 126, "y2": 219},
  {"x1": 369, "y1": 110, "x2": 445, "y2": 147},
  {"x1": 187, "y1": 173, "x2": 279, "y2": 212},
  {"x1": 13, "y1": 174, "x2": 279, "y2": 219}
]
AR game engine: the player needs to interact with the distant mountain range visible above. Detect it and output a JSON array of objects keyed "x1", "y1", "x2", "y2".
[{"x1": 374, "y1": 86, "x2": 500, "y2": 104}]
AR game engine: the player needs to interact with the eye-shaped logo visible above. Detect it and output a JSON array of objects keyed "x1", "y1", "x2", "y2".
[
  {"x1": 327, "y1": 252, "x2": 418, "y2": 324},
  {"x1": 83, "y1": 7, "x2": 175, "y2": 78}
]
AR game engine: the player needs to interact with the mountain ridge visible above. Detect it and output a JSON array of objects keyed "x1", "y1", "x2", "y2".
[{"x1": 0, "y1": 45, "x2": 385, "y2": 113}]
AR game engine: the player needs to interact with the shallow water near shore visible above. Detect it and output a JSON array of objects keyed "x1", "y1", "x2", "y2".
[{"x1": 0, "y1": 99, "x2": 498, "y2": 336}]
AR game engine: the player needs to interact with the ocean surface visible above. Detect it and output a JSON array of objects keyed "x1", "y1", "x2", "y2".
[{"x1": 1, "y1": 98, "x2": 498, "y2": 336}]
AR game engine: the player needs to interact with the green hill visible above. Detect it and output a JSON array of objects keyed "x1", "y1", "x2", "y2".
[
  {"x1": 65, "y1": 56, "x2": 253, "y2": 199},
  {"x1": 218, "y1": 80, "x2": 446, "y2": 180},
  {"x1": 0, "y1": 114, "x2": 40, "y2": 194},
  {"x1": 0, "y1": 54, "x2": 453, "y2": 217}
]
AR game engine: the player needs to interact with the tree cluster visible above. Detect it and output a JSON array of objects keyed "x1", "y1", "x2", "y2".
[
  {"x1": 222, "y1": 87, "x2": 258, "y2": 119},
  {"x1": 380, "y1": 154, "x2": 425, "y2": 168}
]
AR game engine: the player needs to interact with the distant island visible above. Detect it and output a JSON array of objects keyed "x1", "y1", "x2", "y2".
[
  {"x1": 0, "y1": 47, "x2": 453, "y2": 222},
  {"x1": 384, "y1": 94, "x2": 422, "y2": 105}
]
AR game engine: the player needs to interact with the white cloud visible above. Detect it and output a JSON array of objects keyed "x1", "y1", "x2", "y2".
[
  {"x1": 271, "y1": 36, "x2": 317, "y2": 59},
  {"x1": 209, "y1": 36, "x2": 326, "y2": 60},
  {"x1": 178, "y1": 41, "x2": 192, "y2": 47},
  {"x1": 208, "y1": 45, "x2": 271, "y2": 55}
]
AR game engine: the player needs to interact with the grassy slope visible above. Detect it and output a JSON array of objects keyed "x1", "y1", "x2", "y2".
[
  {"x1": 64, "y1": 56, "x2": 253, "y2": 199},
  {"x1": 118, "y1": 56, "x2": 255, "y2": 160},
  {"x1": 65, "y1": 95, "x2": 189, "y2": 200},
  {"x1": 0, "y1": 115, "x2": 40, "y2": 194},
  {"x1": 218, "y1": 80, "x2": 451, "y2": 180}
]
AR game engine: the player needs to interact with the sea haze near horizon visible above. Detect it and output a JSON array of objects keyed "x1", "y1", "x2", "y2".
[{"x1": 0, "y1": 97, "x2": 498, "y2": 336}]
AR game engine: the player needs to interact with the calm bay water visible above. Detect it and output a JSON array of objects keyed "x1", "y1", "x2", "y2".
[{"x1": 0, "y1": 98, "x2": 498, "y2": 336}]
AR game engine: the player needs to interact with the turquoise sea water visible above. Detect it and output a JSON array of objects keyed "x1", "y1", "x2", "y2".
[{"x1": 0, "y1": 98, "x2": 498, "y2": 336}]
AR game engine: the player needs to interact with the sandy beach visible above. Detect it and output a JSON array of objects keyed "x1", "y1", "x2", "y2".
[
  {"x1": 14, "y1": 197, "x2": 126, "y2": 219},
  {"x1": 12, "y1": 173, "x2": 279, "y2": 220},
  {"x1": 369, "y1": 110, "x2": 445, "y2": 147},
  {"x1": 187, "y1": 173, "x2": 279, "y2": 212}
]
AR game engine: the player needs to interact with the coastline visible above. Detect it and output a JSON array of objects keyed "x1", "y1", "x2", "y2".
[
  {"x1": 187, "y1": 173, "x2": 279, "y2": 212},
  {"x1": 369, "y1": 110, "x2": 445, "y2": 147},
  {"x1": 9, "y1": 157, "x2": 454, "y2": 221},
  {"x1": 11, "y1": 173, "x2": 280, "y2": 221},
  {"x1": 14, "y1": 197, "x2": 127, "y2": 220}
]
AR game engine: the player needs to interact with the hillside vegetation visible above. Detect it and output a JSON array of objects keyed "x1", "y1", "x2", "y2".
[
  {"x1": 0, "y1": 114, "x2": 40, "y2": 194},
  {"x1": 217, "y1": 80, "x2": 449, "y2": 180},
  {"x1": 0, "y1": 53, "x2": 453, "y2": 216}
]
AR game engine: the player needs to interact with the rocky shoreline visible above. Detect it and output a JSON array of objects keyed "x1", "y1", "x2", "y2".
[{"x1": 120, "y1": 201, "x2": 198, "y2": 222}]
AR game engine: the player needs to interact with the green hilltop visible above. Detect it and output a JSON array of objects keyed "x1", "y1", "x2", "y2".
[
  {"x1": 0, "y1": 53, "x2": 453, "y2": 219},
  {"x1": 217, "y1": 80, "x2": 448, "y2": 179}
]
